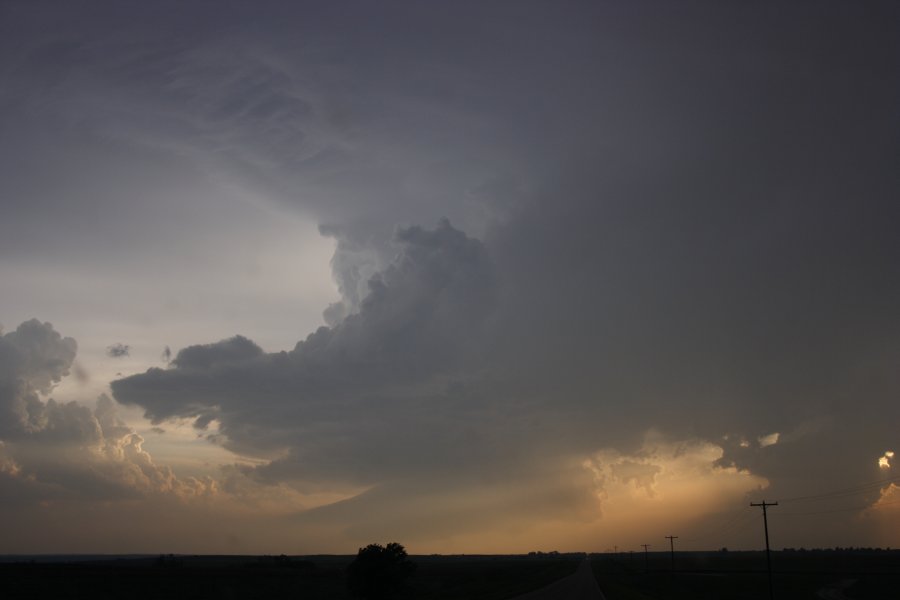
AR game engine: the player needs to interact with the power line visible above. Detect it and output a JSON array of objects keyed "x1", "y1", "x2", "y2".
[
  {"x1": 778, "y1": 497, "x2": 900, "y2": 517},
  {"x1": 779, "y1": 475, "x2": 900, "y2": 504},
  {"x1": 673, "y1": 476, "x2": 899, "y2": 557},
  {"x1": 720, "y1": 510, "x2": 761, "y2": 545},
  {"x1": 680, "y1": 505, "x2": 754, "y2": 543}
]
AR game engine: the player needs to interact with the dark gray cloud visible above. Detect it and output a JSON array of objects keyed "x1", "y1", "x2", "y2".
[
  {"x1": 115, "y1": 220, "x2": 497, "y2": 479},
  {"x1": 172, "y1": 336, "x2": 262, "y2": 370},
  {"x1": 2, "y1": 0, "x2": 899, "y2": 549},
  {"x1": 101, "y1": 0, "x2": 898, "y2": 545},
  {"x1": 105, "y1": 343, "x2": 130, "y2": 358},
  {"x1": 115, "y1": 192, "x2": 900, "y2": 542},
  {"x1": 485, "y1": 170, "x2": 900, "y2": 507}
]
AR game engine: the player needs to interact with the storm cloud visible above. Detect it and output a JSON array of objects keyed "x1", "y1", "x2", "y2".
[
  {"x1": 115, "y1": 220, "x2": 498, "y2": 482},
  {"x1": 2, "y1": 0, "x2": 899, "y2": 552}
]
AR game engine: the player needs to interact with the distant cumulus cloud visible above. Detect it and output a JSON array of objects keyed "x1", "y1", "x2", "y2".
[
  {"x1": 0, "y1": 320, "x2": 211, "y2": 504},
  {"x1": 106, "y1": 343, "x2": 130, "y2": 358}
]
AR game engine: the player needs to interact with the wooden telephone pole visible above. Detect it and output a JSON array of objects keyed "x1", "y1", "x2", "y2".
[
  {"x1": 641, "y1": 544, "x2": 651, "y2": 571},
  {"x1": 751, "y1": 500, "x2": 778, "y2": 600},
  {"x1": 664, "y1": 535, "x2": 678, "y2": 571}
]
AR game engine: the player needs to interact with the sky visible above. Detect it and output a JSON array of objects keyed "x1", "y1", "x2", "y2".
[{"x1": 1, "y1": 0, "x2": 899, "y2": 555}]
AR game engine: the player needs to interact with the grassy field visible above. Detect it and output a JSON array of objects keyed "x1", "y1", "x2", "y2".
[
  {"x1": 1, "y1": 554, "x2": 580, "y2": 600},
  {"x1": 590, "y1": 549, "x2": 900, "y2": 600}
]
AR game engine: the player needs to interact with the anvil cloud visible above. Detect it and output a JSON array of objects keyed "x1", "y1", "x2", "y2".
[{"x1": 1, "y1": 0, "x2": 898, "y2": 553}]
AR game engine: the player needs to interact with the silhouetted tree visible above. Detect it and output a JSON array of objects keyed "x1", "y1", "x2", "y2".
[{"x1": 347, "y1": 542, "x2": 416, "y2": 599}]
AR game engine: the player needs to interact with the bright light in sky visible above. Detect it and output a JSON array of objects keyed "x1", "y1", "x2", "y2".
[
  {"x1": 758, "y1": 432, "x2": 780, "y2": 448},
  {"x1": 879, "y1": 451, "x2": 895, "y2": 469}
]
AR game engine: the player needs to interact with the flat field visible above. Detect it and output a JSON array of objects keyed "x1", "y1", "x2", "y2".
[
  {"x1": 1, "y1": 553, "x2": 580, "y2": 600},
  {"x1": 591, "y1": 550, "x2": 900, "y2": 600}
]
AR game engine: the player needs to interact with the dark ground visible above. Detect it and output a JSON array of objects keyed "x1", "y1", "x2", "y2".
[
  {"x1": 590, "y1": 549, "x2": 900, "y2": 600},
  {"x1": 0, "y1": 553, "x2": 580, "y2": 600},
  {"x1": 5, "y1": 549, "x2": 898, "y2": 599}
]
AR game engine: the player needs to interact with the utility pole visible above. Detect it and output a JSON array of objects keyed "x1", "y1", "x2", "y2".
[
  {"x1": 751, "y1": 500, "x2": 778, "y2": 600},
  {"x1": 665, "y1": 535, "x2": 678, "y2": 571},
  {"x1": 641, "y1": 544, "x2": 651, "y2": 571}
]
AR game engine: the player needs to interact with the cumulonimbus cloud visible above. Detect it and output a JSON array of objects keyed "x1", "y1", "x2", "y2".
[
  {"x1": 114, "y1": 220, "x2": 497, "y2": 484},
  {"x1": 3, "y1": 0, "x2": 898, "y2": 551},
  {"x1": 113, "y1": 188, "x2": 900, "y2": 548}
]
